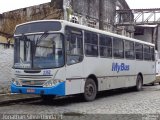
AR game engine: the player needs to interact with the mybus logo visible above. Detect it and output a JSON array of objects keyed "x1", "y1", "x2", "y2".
[{"x1": 112, "y1": 63, "x2": 130, "y2": 73}]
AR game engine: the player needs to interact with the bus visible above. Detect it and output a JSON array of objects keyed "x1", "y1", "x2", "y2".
[{"x1": 11, "y1": 20, "x2": 156, "y2": 101}]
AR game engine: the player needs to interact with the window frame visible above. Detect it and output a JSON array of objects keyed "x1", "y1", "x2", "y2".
[
  {"x1": 113, "y1": 38, "x2": 124, "y2": 59},
  {"x1": 84, "y1": 31, "x2": 98, "y2": 57},
  {"x1": 99, "y1": 34, "x2": 112, "y2": 58},
  {"x1": 135, "y1": 42, "x2": 143, "y2": 60},
  {"x1": 143, "y1": 45, "x2": 151, "y2": 61},
  {"x1": 124, "y1": 40, "x2": 135, "y2": 60},
  {"x1": 65, "y1": 26, "x2": 84, "y2": 65}
]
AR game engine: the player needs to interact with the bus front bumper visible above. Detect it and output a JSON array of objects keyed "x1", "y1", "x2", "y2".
[{"x1": 11, "y1": 82, "x2": 65, "y2": 96}]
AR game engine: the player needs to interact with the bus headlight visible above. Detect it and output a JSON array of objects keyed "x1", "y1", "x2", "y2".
[
  {"x1": 43, "y1": 79, "x2": 53, "y2": 87},
  {"x1": 12, "y1": 78, "x2": 21, "y2": 86},
  {"x1": 43, "y1": 79, "x2": 64, "y2": 87}
]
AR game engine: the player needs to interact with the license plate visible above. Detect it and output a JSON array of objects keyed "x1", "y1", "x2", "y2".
[{"x1": 27, "y1": 88, "x2": 35, "y2": 93}]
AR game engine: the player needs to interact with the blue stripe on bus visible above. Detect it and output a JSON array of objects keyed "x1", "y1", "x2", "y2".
[{"x1": 11, "y1": 82, "x2": 65, "y2": 96}]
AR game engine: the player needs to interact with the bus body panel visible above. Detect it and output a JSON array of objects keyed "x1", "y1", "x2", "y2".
[
  {"x1": 65, "y1": 79, "x2": 85, "y2": 95},
  {"x1": 83, "y1": 57, "x2": 137, "y2": 91},
  {"x1": 135, "y1": 61, "x2": 155, "y2": 84},
  {"x1": 65, "y1": 61, "x2": 84, "y2": 95}
]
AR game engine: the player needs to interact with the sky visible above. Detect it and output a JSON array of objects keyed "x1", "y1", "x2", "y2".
[
  {"x1": 0, "y1": 0, "x2": 160, "y2": 14},
  {"x1": 0, "y1": 0, "x2": 51, "y2": 13},
  {"x1": 125, "y1": 0, "x2": 160, "y2": 9}
]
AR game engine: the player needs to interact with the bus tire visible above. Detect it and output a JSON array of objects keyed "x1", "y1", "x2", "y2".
[
  {"x1": 40, "y1": 95, "x2": 56, "y2": 101},
  {"x1": 84, "y1": 78, "x2": 97, "y2": 101},
  {"x1": 135, "y1": 75, "x2": 143, "y2": 91}
]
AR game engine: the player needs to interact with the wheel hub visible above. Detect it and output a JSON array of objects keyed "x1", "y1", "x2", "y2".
[{"x1": 86, "y1": 84, "x2": 94, "y2": 97}]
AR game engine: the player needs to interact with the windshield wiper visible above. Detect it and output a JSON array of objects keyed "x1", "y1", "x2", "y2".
[
  {"x1": 33, "y1": 31, "x2": 49, "y2": 54},
  {"x1": 31, "y1": 32, "x2": 49, "y2": 69},
  {"x1": 35, "y1": 31, "x2": 49, "y2": 47}
]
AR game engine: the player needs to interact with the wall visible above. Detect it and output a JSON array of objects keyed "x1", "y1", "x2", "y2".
[
  {"x1": 0, "y1": 0, "x2": 63, "y2": 35},
  {"x1": 0, "y1": 0, "x2": 130, "y2": 35},
  {"x1": 134, "y1": 27, "x2": 153, "y2": 43},
  {"x1": 99, "y1": 0, "x2": 116, "y2": 31},
  {"x1": 66, "y1": 0, "x2": 117, "y2": 31},
  {"x1": 115, "y1": 0, "x2": 134, "y2": 37},
  {"x1": 0, "y1": 36, "x2": 7, "y2": 44},
  {"x1": 0, "y1": 48, "x2": 13, "y2": 94},
  {"x1": 72, "y1": 0, "x2": 99, "y2": 19},
  {"x1": 0, "y1": 36, "x2": 8, "y2": 50}
]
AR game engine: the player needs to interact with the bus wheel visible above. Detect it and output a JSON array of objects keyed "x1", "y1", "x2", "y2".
[
  {"x1": 40, "y1": 95, "x2": 56, "y2": 101},
  {"x1": 135, "y1": 75, "x2": 143, "y2": 91},
  {"x1": 84, "y1": 78, "x2": 97, "y2": 101}
]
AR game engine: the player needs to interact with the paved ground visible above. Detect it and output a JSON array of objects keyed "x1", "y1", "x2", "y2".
[
  {"x1": 0, "y1": 94, "x2": 40, "y2": 105},
  {"x1": 1, "y1": 85, "x2": 160, "y2": 120}
]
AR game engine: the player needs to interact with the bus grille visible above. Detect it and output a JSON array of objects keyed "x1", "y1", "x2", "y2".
[
  {"x1": 21, "y1": 80, "x2": 47, "y2": 86},
  {"x1": 16, "y1": 75, "x2": 52, "y2": 87}
]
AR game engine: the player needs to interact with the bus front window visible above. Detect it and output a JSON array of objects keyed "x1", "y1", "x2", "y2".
[{"x1": 14, "y1": 34, "x2": 64, "y2": 69}]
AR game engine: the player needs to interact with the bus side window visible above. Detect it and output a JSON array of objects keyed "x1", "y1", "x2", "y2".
[
  {"x1": 144, "y1": 45, "x2": 151, "y2": 61},
  {"x1": 99, "y1": 35, "x2": 112, "y2": 58},
  {"x1": 125, "y1": 41, "x2": 135, "y2": 59},
  {"x1": 66, "y1": 27, "x2": 83, "y2": 65},
  {"x1": 135, "y1": 43, "x2": 143, "y2": 60},
  {"x1": 113, "y1": 38, "x2": 124, "y2": 58},
  {"x1": 85, "y1": 31, "x2": 98, "y2": 57}
]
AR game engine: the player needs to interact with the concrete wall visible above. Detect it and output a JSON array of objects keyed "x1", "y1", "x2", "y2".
[
  {"x1": 100, "y1": 0, "x2": 116, "y2": 31},
  {"x1": 69, "y1": 0, "x2": 117, "y2": 31},
  {"x1": 72, "y1": 0, "x2": 99, "y2": 19},
  {"x1": 0, "y1": 0, "x2": 130, "y2": 35},
  {"x1": 115, "y1": 0, "x2": 134, "y2": 37},
  {"x1": 0, "y1": 48, "x2": 13, "y2": 94},
  {"x1": 0, "y1": 36, "x2": 8, "y2": 49},
  {"x1": 0, "y1": 36, "x2": 7, "y2": 44},
  {"x1": 134, "y1": 27, "x2": 153, "y2": 43},
  {"x1": 0, "y1": 0, "x2": 63, "y2": 34}
]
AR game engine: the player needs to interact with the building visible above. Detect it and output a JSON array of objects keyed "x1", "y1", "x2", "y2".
[
  {"x1": 0, "y1": 31, "x2": 13, "y2": 49},
  {"x1": 134, "y1": 25, "x2": 160, "y2": 57},
  {"x1": 0, "y1": 0, "x2": 133, "y2": 37}
]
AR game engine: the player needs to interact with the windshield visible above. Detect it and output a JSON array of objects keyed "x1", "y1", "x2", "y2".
[{"x1": 14, "y1": 33, "x2": 64, "y2": 69}]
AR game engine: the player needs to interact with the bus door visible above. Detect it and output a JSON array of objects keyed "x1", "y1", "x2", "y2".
[{"x1": 65, "y1": 27, "x2": 84, "y2": 94}]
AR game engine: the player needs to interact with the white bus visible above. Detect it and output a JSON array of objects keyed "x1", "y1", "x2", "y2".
[{"x1": 11, "y1": 20, "x2": 155, "y2": 101}]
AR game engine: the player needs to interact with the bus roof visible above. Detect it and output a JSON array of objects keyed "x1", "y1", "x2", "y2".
[{"x1": 15, "y1": 19, "x2": 155, "y2": 46}]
